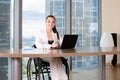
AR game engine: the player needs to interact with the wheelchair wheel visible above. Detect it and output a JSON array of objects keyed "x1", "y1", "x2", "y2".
[{"x1": 27, "y1": 58, "x2": 37, "y2": 80}]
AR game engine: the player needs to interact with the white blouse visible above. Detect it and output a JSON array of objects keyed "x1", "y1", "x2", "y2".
[{"x1": 35, "y1": 28, "x2": 62, "y2": 49}]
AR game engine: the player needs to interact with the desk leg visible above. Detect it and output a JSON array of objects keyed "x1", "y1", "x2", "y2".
[
  {"x1": 101, "y1": 55, "x2": 106, "y2": 80},
  {"x1": 69, "y1": 57, "x2": 72, "y2": 71},
  {"x1": 11, "y1": 58, "x2": 22, "y2": 80}
]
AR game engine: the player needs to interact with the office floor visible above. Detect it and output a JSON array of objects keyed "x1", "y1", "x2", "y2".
[
  {"x1": 70, "y1": 64, "x2": 120, "y2": 80},
  {"x1": 106, "y1": 64, "x2": 120, "y2": 80},
  {"x1": 31, "y1": 64, "x2": 120, "y2": 80}
]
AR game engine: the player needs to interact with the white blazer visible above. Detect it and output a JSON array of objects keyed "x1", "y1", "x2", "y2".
[{"x1": 35, "y1": 28, "x2": 62, "y2": 49}]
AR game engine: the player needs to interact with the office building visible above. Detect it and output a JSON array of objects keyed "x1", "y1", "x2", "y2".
[
  {"x1": 0, "y1": 0, "x2": 10, "y2": 80},
  {"x1": 45, "y1": 0, "x2": 98, "y2": 69}
]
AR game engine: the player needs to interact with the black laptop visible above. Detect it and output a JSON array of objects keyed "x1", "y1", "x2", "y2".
[{"x1": 60, "y1": 34, "x2": 78, "y2": 49}]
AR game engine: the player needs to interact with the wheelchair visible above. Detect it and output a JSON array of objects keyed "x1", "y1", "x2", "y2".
[{"x1": 27, "y1": 44, "x2": 69, "y2": 80}]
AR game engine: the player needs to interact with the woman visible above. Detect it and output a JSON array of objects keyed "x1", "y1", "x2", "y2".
[{"x1": 35, "y1": 15, "x2": 68, "y2": 80}]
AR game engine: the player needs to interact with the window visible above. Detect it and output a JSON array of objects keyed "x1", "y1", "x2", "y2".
[
  {"x1": 0, "y1": 0, "x2": 101, "y2": 79},
  {"x1": 0, "y1": 0, "x2": 10, "y2": 49},
  {"x1": 0, "y1": 0, "x2": 11, "y2": 80},
  {"x1": 22, "y1": 0, "x2": 46, "y2": 48},
  {"x1": 22, "y1": 0, "x2": 101, "y2": 79},
  {"x1": 72, "y1": 0, "x2": 99, "y2": 69}
]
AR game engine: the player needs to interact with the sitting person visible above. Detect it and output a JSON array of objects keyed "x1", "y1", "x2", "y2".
[{"x1": 35, "y1": 15, "x2": 68, "y2": 80}]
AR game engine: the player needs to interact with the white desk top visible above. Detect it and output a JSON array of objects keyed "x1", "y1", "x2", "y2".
[{"x1": 0, "y1": 47, "x2": 119, "y2": 58}]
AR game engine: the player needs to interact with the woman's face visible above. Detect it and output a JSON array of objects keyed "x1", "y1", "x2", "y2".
[{"x1": 46, "y1": 17, "x2": 55, "y2": 30}]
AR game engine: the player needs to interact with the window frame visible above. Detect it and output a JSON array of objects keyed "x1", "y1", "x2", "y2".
[{"x1": 11, "y1": 0, "x2": 102, "y2": 79}]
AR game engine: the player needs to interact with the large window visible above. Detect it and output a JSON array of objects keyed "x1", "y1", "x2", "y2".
[
  {"x1": 0, "y1": 0, "x2": 101, "y2": 79},
  {"x1": 22, "y1": 0, "x2": 101, "y2": 79},
  {"x1": 22, "y1": 0, "x2": 46, "y2": 48},
  {"x1": 72, "y1": 0, "x2": 99, "y2": 69},
  {"x1": 0, "y1": 0, "x2": 10, "y2": 49},
  {"x1": 22, "y1": 0, "x2": 66, "y2": 48},
  {"x1": 22, "y1": 0, "x2": 100, "y2": 48},
  {"x1": 22, "y1": 0, "x2": 46, "y2": 79},
  {"x1": 0, "y1": 0, "x2": 11, "y2": 80}
]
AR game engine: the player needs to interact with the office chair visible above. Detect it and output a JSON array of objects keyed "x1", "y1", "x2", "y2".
[
  {"x1": 111, "y1": 33, "x2": 117, "y2": 67},
  {"x1": 27, "y1": 44, "x2": 69, "y2": 80}
]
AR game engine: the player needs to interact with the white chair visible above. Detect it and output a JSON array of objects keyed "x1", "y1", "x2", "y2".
[{"x1": 100, "y1": 32, "x2": 114, "y2": 66}]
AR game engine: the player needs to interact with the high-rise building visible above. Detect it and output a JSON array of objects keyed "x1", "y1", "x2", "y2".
[
  {"x1": 45, "y1": 0, "x2": 65, "y2": 37},
  {"x1": 45, "y1": 0, "x2": 99, "y2": 69},
  {"x1": 0, "y1": 0, "x2": 10, "y2": 80},
  {"x1": 0, "y1": 0, "x2": 10, "y2": 49}
]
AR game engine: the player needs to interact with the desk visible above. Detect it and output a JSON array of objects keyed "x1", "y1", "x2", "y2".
[{"x1": 0, "y1": 47, "x2": 119, "y2": 80}]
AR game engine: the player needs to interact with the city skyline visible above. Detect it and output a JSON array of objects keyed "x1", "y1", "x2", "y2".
[{"x1": 23, "y1": 0, "x2": 46, "y2": 38}]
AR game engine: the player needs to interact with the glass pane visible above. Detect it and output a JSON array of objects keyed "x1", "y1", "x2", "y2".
[
  {"x1": 22, "y1": 0, "x2": 100, "y2": 80},
  {"x1": 22, "y1": 0, "x2": 65, "y2": 79},
  {"x1": 0, "y1": 0, "x2": 10, "y2": 49},
  {"x1": 22, "y1": 0, "x2": 45, "y2": 48},
  {"x1": 22, "y1": 0, "x2": 46, "y2": 79},
  {"x1": 46, "y1": 0, "x2": 65, "y2": 37},
  {"x1": 0, "y1": 0, "x2": 11, "y2": 80},
  {"x1": 72, "y1": 0, "x2": 99, "y2": 70},
  {"x1": 22, "y1": 0, "x2": 65, "y2": 48}
]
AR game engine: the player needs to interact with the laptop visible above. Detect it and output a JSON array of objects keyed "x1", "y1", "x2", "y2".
[{"x1": 60, "y1": 34, "x2": 78, "y2": 49}]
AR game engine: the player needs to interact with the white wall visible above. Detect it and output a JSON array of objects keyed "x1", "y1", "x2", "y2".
[{"x1": 102, "y1": 0, "x2": 120, "y2": 64}]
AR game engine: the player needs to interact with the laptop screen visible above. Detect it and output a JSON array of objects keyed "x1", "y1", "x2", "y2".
[{"x1": 60, "y1": 34, "x2": 78, "y2": 49}]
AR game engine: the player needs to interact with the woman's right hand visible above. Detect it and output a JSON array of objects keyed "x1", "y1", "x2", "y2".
[{"x1": 51, "y1": 43, "x2": 59, "y2": 49}]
